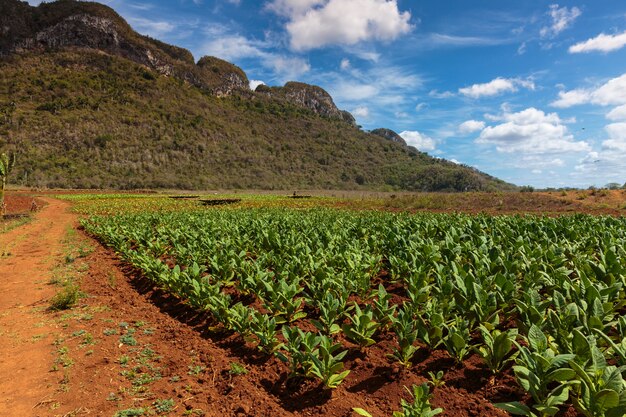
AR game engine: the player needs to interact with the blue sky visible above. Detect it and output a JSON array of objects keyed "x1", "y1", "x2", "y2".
[{"x1": 32, "y1": 0, "x2": 626, "y2": 188}]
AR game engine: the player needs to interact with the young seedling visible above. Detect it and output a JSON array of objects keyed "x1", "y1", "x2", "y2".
[
  {"x1": 308, "y1": 336, "x2": 350, "y2": 389},
  {"x1": 342, "y1": 303, "x2": 380, "y2": 348},
  {"x1": 393, "y1": 384, "x2": 443, "y2": 417},
  {"x1": 390, "y1": 307, "x2": 419, "y2": 368}
]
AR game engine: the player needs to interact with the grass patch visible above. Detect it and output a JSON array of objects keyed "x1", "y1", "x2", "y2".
[
  {"x1": 153, "y1": 398, "x2": 175, "y2": 413},
  {"x1": 49, "y1": 283, "x2": 81, "y2": 311},
  {"x1": 113, "y1": 409, "x2": 146, "y2": 417},
  {"x1": 229, "y1": 362, "x2": 248, "y2": 376},
  {"x1": 0, "y1": 214, "x2": 31, "y2": 234}
]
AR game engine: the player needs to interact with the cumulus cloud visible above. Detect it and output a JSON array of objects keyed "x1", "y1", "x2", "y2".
[
  {"x1": 476, "y1": 108, "x2": 590, "y2": 155},
  {"x1": 575, "y1": 123, "x2": 626, "y2": 179},
  {"x1": 459, "y1": 77, "x2": 535, "y2": 99},
  {"x1": 551, "y1": 73, "x2": 626, "y2": 108},
  {"x1": 266, "y1": 0, "x2": 413, "y2": 51},
  {"x1": 458, "y1": 120, "x2": 486, "y2": 135},
  {"x1": 570, "y1": 31, "x2": 626, "y2": 54},
  {"x1": 540, "y1": 4, "x2": 581, "y2": 39},
  {"x1": 551, "y1": 89, "x2": 591, "y2": 108},
  {"x1": 607, "y1": 104, "x2": 626, "y2": 121},
  {"x1": 399, "y1": 131, "x2": 436, "y2": 152},
  {"x1": 340, "y1": 58, "x2": 351, "y2": 70},
  {"x1": 249, "y1": 80, "x2": 266, "y2": 91},
  {"x1": 605, "y1": 123, "x2": 626, "y2": 142}
]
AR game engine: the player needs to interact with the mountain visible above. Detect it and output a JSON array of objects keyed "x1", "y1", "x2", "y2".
[{"x1": 0, "y1": 0, "x2": 515, "y2": 191}]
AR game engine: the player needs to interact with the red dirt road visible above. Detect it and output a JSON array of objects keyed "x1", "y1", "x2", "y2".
[{"x1": 0, "y1": 198, "x2": 75, "y2": 416}]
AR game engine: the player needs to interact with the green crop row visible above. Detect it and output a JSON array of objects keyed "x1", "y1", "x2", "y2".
[{"x1": 82, "y1": 208, "x2": 626, "y2": 416}]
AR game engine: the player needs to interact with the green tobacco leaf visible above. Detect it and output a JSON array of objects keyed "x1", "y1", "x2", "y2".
[
  {"x1": 595, "y1": 389, "x2": 620, "y2": 412},
  {"x1": 352, "y1": 408, "x2": 373, "y2": 417},
  {"x1": 494, "y1": 402, "x2": 532, "y2": 416},
  {"x1": 527, "y1": 325, "x2": 547, "y2": 352},
  {"x1": 327, "y1": 369, "x2": 351, "y2": 388}
]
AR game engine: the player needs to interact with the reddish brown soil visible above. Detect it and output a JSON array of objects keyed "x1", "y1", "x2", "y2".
[
  {"x1": 0, "y1": 197, "x2": 588, "y2": 416},
  {"x1": 354, "y1": 191, "x2": 626, "y2": 216},
  {"x1": 2, "y1": 194, "x2": 45, "y2": 215},
  {"x1": 47, "y1": 238, "x2": 517, "y2": 417},
  {"x1": 0, "y1": 198, "x2": 75, "y2": 416}
]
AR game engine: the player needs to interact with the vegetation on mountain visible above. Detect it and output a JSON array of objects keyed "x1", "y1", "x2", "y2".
[{"x1": 0, "y1": 0, "x2": 514, "y2": 191}]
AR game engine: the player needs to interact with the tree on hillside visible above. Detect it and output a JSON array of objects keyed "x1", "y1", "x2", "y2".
[{"x1": 0, "y1": 152, "x2": 16, "y2": 216}]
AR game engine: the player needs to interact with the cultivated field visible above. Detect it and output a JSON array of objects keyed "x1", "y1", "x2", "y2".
[{"x1": 2, "y1": 190, "x2": 626, "y2": 417}]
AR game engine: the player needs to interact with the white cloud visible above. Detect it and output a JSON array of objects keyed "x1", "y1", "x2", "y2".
[
  {"x1": 249, "y1": 80, "x2": 266, "y2": 91},
  {"x1": 201, "y1": 35, "x2": 310, "y2": 80},
  {"x1": 415, "y1": 103, "x2": 427, "y2": 112},
  {"x1": 267, "y1": 0, "x2": 413, "y2": 51},
  {"x1": 450, "y1": 159, "x2": 461, "y2": 165},
  {"x1": 458, "y1": 120, "x2": 486, "y2": 135},
  {"x1": 267, "y1": 56, "x2": 311, "y2": 79},
  {"x1": 605, "y1": 123, "x2": 626, "y2": 142},
  {"x1": 127, "y1": 17, "x2": 175, "y2": 38},
  {"x1": 593, "y1": 74, "x2": 626, "y2": 106},
  {"x1": 399, "y1": 131, "x2": 436, "y2": 152},
  {"x1": 551, "y1": 89, "x2": 591, "y2": 108},
  {"x1": 575, "y1": 124, "x2": 626, "y2": 180},
  {"x1": 459, "y1": 77, "x2": 535, "y2": 99},
  {"x1": 350, "y1": 50, "x2": 381, "y2": 62},
  {"x1": 340, "y1": 58, "x2": 351, "y2": 70},
  {"x1": 429, "y1": 89, "x2": 455, "y2": 99},
  {"x1": 332, "y1": 83, "x2": 379, "y2": 101},
  {"x1": 328, "y1": 66, "x2": 421, "y2": 104},
  {"x1": 202, "y1": 35, "x2": 265, "y2": 61},
  {"x1": 266, "y1": 0, "x2": 324, "y2": 17},
  {"x1": 540, "y1": 4, "x2": 581, "y2": 39},
  {"x1": 607, "y1": 104, "x2": 626, "y2": 121},
  {"x1": 476, "y1": 107, "x2": 590, "y2": 155},
  {"x1": 551, "y1": 73, "x2": 626, "y2": 108},
  {"x1": 569, "y1": 31, "x2": 626, "y2": 54},
  {"x1": 425, "y1": 33, "x2": 508, "y2": 47},
  {"x1": 352, "y1": 106, "x2": 370, "y2": 118}
]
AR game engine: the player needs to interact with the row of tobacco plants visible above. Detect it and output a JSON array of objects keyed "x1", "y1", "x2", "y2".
[{"x1": 82, "y1": 207, "x2": 626, "y2": 417}]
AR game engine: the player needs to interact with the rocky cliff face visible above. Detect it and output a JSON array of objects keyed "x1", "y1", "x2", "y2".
[
  {"x1": 371, "y1": 128, "x2": 407, "y2": 146},
  {"x1": 196, "y1": 56, "x2": 249, "y2": 97},
  {"x1": 0, "y1": 0, "x2": 355, "y2": 123},
  {"x1": 0, "y1": 0, "x2": 244, "y2": 95},
  {"x1": 256, "y1": 82, "x2": 356, "y2": 125}
]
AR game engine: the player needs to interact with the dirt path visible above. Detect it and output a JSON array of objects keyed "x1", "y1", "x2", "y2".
[{"x1": 0, "y1": 198, "x2": 76, "y2": 416}]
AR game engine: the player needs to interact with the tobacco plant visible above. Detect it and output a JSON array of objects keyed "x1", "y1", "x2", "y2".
[
  {"x1": 390, "y1": 307, "x2": 419, "y2": 367},
  {"x1": 393, "y1": 384, "x2": 443, "y2": 417},
  {"x1": 308, "y1": 336, "x2": 350, "y2": 389},
  {"x1": 342, "y1": 304, "x2": 380, "y2": 348},
  {"x1": 475, "y1": 325, "x2": 518, "y2": 374}
]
